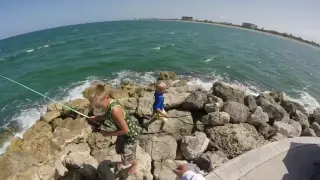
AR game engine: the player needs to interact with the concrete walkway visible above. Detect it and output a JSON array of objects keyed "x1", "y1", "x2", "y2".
[{"x1": 206, "y1": 137, "x2": 320, "y2": 180}]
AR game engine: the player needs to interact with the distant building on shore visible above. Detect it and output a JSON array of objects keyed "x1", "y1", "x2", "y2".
[
  {"x1": 182, "y1": 16, "x2": 193, "y2": 21},
  {"x1": 242, "y1": 22, "x2": 258, "y2": 29}
]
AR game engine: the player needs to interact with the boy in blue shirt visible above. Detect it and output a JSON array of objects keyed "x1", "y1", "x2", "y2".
[{"x1": 145, "y1": 81, "x2": 169, "y2": 131}]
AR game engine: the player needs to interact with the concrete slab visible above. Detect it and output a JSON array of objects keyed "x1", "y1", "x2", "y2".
[
  {"x1": 239, "y1": 144, "x2": 320, "y2": 180},
  {"x1": 205, "y1": 172, "x2": 222, "y2": 180},
  {"x1": 272, "y1": 137, "x2": 320, "y2": 153},
  {"x1": 214, "y1": 143, "x2": 280, "y2": 180},
  {"x1": 212, "y1": 137, "x2": 320, "y2": 180}
]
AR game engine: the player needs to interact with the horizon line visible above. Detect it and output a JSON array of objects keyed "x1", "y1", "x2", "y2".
[{"x1": 1, "y1": 18, "x2": 319, "y2": 45}]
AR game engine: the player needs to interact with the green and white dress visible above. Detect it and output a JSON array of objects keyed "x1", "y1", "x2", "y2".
[{"x1": 101, "y1": 99, "x2": 139, "y2": 164}]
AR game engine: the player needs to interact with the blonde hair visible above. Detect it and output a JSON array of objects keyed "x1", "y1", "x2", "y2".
[
  {"x1": 156, "y1": 81, "x2": 167, "y2": 89},
  {"x1": 86, "y1": 83, "x2": 109, "y2": 107}
]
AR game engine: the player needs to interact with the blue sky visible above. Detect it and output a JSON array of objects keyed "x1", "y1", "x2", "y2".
[{"x1": 1, "y1": 0, "x2": 319, "y2": 42}]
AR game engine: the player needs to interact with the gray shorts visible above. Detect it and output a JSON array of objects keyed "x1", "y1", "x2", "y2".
[{"x1": 115, "y1": 136, "x2": 137, "y2": 165}]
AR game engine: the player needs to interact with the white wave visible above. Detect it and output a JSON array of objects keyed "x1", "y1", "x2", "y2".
[
  {"x1": 226, "y1": 65, "x2": 231, "y2": 68},
  {"x1": 204, "y1": 57, "x2": 214, "y2": 63},
  {"x1": 187, "y1": 78, "x2": 213, "y2": 91},
  {"x1": 152, "y1": 47, "x2": 161, "y2": 50},
  {"x1": 0, "y1": 141, "x2": 11, "y2": 154},
  {"x1": 288, "y1": 91, "x2": 320, "y2": 114},
  {"x1": 108, "y1": 71, "x2": 157, "y2": 87},
  {"x1": 169, "y1": 32, "x2": 175, "y2": 35},
  {"x1": 0, "y1": 104, "x2": 10, "y2": 112},
  {"x1": 0, "y1": 78, "x2": 94, "y2": 155},
  {"x1": 26, "y1": 49, "x2": 34, "y2": 53},
  {"x1": 62, "y1": 80, "x2": 92, "y2": 102},
  {"x1": 0, "y1": 104, "x2": 46, "y2": 154},
  {"x1": 37, "y1": 44, "x2": 52, "y2": 50},
  {"x1": 171, "y1": 44, "x2": 175, "y2": 46}
]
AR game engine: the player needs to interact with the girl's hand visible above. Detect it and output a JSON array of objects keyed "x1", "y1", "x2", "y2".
[{"x1": 89, "y1": 116, "x2": 96, "y2": 121}]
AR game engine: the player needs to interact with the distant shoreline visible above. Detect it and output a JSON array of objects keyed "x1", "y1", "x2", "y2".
[{"x1": 161, "y1": 19, "x2": 320, "y2": 50}]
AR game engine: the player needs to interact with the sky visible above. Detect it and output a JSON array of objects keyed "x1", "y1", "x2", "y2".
[{"x1": 0, "y1": 0, "x2": 319, "y2": 42}]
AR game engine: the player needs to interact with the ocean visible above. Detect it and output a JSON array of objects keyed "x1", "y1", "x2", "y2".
[{"x1": 0, "y1": 20, "x2": 320, "y2": 153}]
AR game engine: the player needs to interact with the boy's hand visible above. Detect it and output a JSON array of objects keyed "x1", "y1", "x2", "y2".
[{"x1": 163, "y1": 113, "x2": 169, "y2": 118}]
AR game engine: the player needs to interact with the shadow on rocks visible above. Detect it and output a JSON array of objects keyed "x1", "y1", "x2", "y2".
[{"x1": 63, "y1": 160, "x2": 122, "y2": 180}]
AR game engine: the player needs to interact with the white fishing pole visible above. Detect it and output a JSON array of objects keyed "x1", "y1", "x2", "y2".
[{"x1": 0, "y1": 74, "x2": 89, "y2": 118}]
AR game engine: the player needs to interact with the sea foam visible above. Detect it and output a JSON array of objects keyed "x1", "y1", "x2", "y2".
[
  {"x1": 152, "y1": 47, "x2": 161, "y2": 50},
  {"x1": 288, "y1": 91, "x2": 320, "y2": 114},
  {"x1": 26, "y1": 49, "x2": 34, "y2": 53}
]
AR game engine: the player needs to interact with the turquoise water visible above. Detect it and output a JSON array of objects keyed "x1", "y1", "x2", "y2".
[{"x1": 0, "y1": 20, "x2": 320, "y2": 152}]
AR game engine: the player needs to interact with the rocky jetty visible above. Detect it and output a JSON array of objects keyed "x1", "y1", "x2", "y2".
[{"x1": 0, "y1": 71, "x2": 317, "y2": 180}]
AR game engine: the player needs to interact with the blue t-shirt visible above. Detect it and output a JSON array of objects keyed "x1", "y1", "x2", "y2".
[{"x1": 153, "y1": 91, "x2": 164, "y2": 112}]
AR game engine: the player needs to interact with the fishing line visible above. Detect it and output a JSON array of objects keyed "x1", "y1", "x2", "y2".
[{"x1": 0, "y1": 74, "x2": 89, "y2": 118}]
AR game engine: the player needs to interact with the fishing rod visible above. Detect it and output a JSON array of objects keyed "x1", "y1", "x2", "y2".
[{"x1": 0, "y1": 74, "x2": 89, "y2": 119}]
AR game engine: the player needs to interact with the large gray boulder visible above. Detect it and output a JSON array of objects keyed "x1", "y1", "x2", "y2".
[
  {"x1": 139, "y1": 135, "x2": 177, "y2": 161},
  {"x1": 136, "y1": 97, "x2": 153, "y2": 118},
  {"x1": 145, "y1": 110, "x2": 193, "y2": 140},
  {"x1": 120, "y1": 145, "x2": 153, "y2": 180},
  {"x1": 258, "y1": 123, "x2": 276, "y2": 139},
  {"x1": 310, "y1": 122, "x2": 320, "y2": 137},
  {"x1": 204, "y1": 94, "x2": 224, "y2": 113},
  {"x1": 164, "y1": 91, "x2": 190, "y2": 109},
  {"x1": 181, "y1": 132, "x2": 210, "y2": 160},
  {"x1": 92, "y1": 145, "x2": 121, "y2": 163},
  {"x1": 269, "y1": 91, "x2": 287, "y2": 103},
  {"x1": 20, "y1": 121, "x2": 60, "y2": 163},
  {"x1": 212, "y1": 82, "x2": 245, "y2": 103},
  {"x1": 281, "y1": 100, "x2": 307, "y2": 115},
  {"x1": 201, "y1": 112, "x2": 230, "y2": 126},
  {"x1": 273, "y1": 119, "x2": 302, "y2": 138},
  {"x1": 247, "y1": 106, "x2": 269, "y2": 127},
  {"x1": 87, "y1": 132, "x2": 114, "y2": 156},
  {"x1": 173, "y1": 85, "x2": 203, "y2": 93},
  {"x1": 51, "y1": 118, "x2": 91, "y2": 149},
  {"x1": 173, "y1": 80, "x2": 188, "y2": 87},
  {"x1": 64, "y1": 152, "x2": 98, "y2": 169},
  {"x1": 301, "y1": 128, "x2": 317, "y2": 137},
  {"x1": 0, "y1": 151, "x2": 39, "y2": 180},
  {"x1": 257, "y1": 93, "x2": 289, "y2": 121},
  {"x1": 65, "y1": 98, "x2": 90, "y2": 110},
  {"x1": 153, "y1": 160, "x2": 188, "y2": 180},
  {"x1": 292, "y1": 110, "x2": 310, "y2": 129},
  {"x1": 222, "y1": 101, "x2": 249, "y2": 123},
  {"x1": 270, "y1": 133, "x2": 287, "y2": 142},
  {"x1": 182, "y1": 91, "x2": 207, "y2": 111},
  {"x1": 313, "y1": 108, "x2": 320, "y2": 125},
  {"x1": 195, "y1": 151, "x2": 228, "y2": 171},
  {"x1": 207, "y1": 123, "x2": 266, "y2": 158},
  {"x1": 158, "y1": 71, "x2": 178, "y2": 81},
  {"x1": 41, "y1": 110, "x2": 61, "y2": 123},
  {"x1": 55, "y1": 160, "x2": 68, "y2": 177},
  {"x1": 244, "y1": 95, "x2": 257, "y2": 112},
  {"x1": 64, "y1": 143, "x2": 91, "y2": 155},
  {"x1": 118, "y1": 98, "x2": 138, "y2": 115}
]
